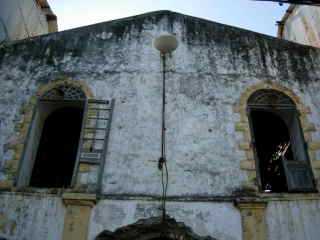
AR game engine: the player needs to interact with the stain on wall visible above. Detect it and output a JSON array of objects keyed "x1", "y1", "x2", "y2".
[
  {"x1": 0, "y1": 193, "x2": 65, "y2": 240},
  {"x1": 266, "y1": 200, "x2": 320, "y2": 240},
  {"x1": 89, "y1": 200, "x2": 242, "y2": 240},
  {"x1": 0, "y1": 11, "x2": 320, "y2": 240}
]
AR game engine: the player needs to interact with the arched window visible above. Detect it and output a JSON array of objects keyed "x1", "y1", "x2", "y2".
[
  {"x1": 17, "y1": 84, "x2": 114, "y2": 189},
  {"x1": 247, "y1": 89, "x2": 316, "y2": 193},
  {"x1": 17, "y1": 84, "x2": 86, "y2": 188}
]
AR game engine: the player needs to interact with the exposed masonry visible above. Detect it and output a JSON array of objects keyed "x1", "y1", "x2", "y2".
[
  {"x1": 95, "y1": 216, "x2": 218, "y2": 240},
  {"x1": 89, "y1": 200, "x2": 241, "y2": 240},
  {"x1": 1, "y1": 10, "x2": 320, "y2": 240}
]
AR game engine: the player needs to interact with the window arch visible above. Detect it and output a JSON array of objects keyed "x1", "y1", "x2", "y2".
[
  {"x1": 17, "y1": 81, "x2": 114, "y2": 191},
  {"x1": 247, "y1": 89, "x2": 295, "y2": 107},
  {"x1": 17, "y1": 83, "x2": 86, "y2": 188},
  {"x1": 41, "y1": 84, "x2": 87, "y2": 100},
  {"x1": 247, "y1": 89, "x2": 316, "y2": 193}
]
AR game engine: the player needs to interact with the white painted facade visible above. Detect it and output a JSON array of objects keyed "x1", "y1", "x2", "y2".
[{"x1": 0, "y1": 11, "x2": 320, "y2": 240}]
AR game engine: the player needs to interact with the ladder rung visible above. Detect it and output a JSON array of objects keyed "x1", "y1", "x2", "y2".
[
  {"x1": 87, "y1": 117, "x2": 109, "y2": 120},
  {"x1": 80, "y1": 158, "x2": 101, "y2": 164},
  {"x1": 88, "y1": 100, "x2": 110, "y2": 104},
  {"x1": 84, "y1": 127, "x2": 107, "y2": 130},
  {"x1": 80, "y1": 149, "x2": 103, "y2": 153},
  {"x1": 88, "y1": 108, "x2": 111, "y2": 111},
  {"x1": 83, "y1": 138, "x2": 105, "y2": 141}
]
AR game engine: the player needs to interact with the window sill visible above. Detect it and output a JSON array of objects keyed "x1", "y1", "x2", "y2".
[
  {"x1": 258, "y1": 192, "x2": 320, "y2": 201},
  {"x1": 0, "y1": 188, "x2": 98, "y2": 205},
  {"x1": 0, "y1": 186, "x2": 86, "y2": 197}
]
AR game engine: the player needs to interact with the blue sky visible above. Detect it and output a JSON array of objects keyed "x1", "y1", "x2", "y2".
[{"x1": 48, "y1": 0, "x2": 289, "y2": 36}]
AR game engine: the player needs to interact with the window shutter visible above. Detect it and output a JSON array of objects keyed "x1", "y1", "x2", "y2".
[
  {"x1": 288, "y1": 111, "x2": 308, "y2": 162},
  {"x1": 17, "y1": 100, "x2": 40, "y2": 187},
  {"x1": 281, "y1": 111, "x2": 316, "y2": 192},
  {"x1": 72, "y1": 99, "x2": 114, "y2": 188},
  {"x1": 247, "y1": 108, "x2": 263, "y2": 188},
  {"x1": 283, "y1": 161, "x2": 315, "y2": 192}
]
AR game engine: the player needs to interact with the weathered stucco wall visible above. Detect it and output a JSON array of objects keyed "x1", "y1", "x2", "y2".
[
  {"x1": 1, "y1": 11, "x2": 320, "y2": 240},
  {"x1": 89, "y1": 200, "x2": 242, "y2": 240},
  {"x1": 1, "y1": 11, "x2": 320, "y2": 196},
  {"x1": 0, "y1": 193, "x2": 65, "y2": 240},
  {"x1": 266, "y1": 200, "x2": 320, "y2": 240},
  {"x1": 280, "y1": 5, "x2": 320, "y2": 48}
]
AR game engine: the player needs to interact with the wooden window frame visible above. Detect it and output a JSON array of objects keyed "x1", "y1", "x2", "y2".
[{"x1": 247, "y1": 93, "x2": 317, "y2": 193}]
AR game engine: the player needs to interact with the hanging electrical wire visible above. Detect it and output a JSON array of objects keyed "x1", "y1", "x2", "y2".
[
  {"x1": 154, "y1": 34, "x2": 178, "y2": 223},
  {"x1": 158, "y1": 53, "x2": 169, "y2": 222}
]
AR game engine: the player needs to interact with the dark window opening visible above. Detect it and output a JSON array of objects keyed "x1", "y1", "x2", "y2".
[
  {"x1": 30, "y1": 107, "x2": 83, "y2": 188},
  {"x1": 251, "y1": 110, "x2": 293, "y2": 192},
  {"x1": 248, "y1": 89, "x2": 316, "y2": 193}
]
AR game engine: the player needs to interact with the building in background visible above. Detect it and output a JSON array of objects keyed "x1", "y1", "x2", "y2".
[
  {"x1": 278, "y1": 5, "x2": 320, "y2": 47},
  {"x1": 0, "y1": 0, "x2": 57, "y2": 42}
]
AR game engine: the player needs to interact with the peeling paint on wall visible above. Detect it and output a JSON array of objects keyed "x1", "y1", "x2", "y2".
[
  {"x1": 0, "y1": 11, "x2": 320, "y2": 240},
  {"x1": 89, "y1": 200, "x2": 242, "y2": 240},
  {"x1": 0, "y1": 193, "x2": 65, "y2": 240},
  {"x1": 266, "y1": 200, "x2": 320, "y2": 240}
]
